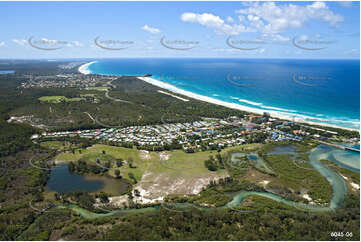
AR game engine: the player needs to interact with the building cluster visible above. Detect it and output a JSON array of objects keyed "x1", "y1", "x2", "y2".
[
  {"x1": 20, "y1": 74, "x2": 117, "y2": 89},
  {"x1": 30, "y1": 112, "x2": 359, "y2": 152},
  {"x1": 32, "y1": 114, "x2": 334, "y2": 152},
  {"x1": 269, "y1": 130, "x2": 303, "y2": 142},
  {"x1": 33, "y1": 120, "x2": 240, "y2": 149}
]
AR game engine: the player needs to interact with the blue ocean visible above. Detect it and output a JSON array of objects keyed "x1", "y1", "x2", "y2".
[{"x1": 87, "y1": 58, "x2": 360, "y2": 130}]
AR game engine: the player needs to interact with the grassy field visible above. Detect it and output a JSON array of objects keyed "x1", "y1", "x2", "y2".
[
  {"x1": 54, "y1": 144, "x2": 228, "y2": 181},
  {"x1": 80, "y1": 94, "x2": 97, "y2": 97},
  {"x1": 40, "y1": 140, "x2": 84, "y2": 153},
  {"x1": 40, "y1": 141, "x2": 68, "y2": 150},
  {"x1": 38, "y1": 96, "x2": 85, "y2": 103},
  {"x1": 224, "y1": 143, "x2": 263, "y2": 153},
  {"x1": 152, "y1": 149, "x2": 226, "y2": 178},
  {"x1": 86, "y1": 86, "x2": 110, "y2": 91}
]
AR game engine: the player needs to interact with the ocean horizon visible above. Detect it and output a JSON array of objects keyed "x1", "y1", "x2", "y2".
[{"x1": 83, "y1": 58, "x2": 360, "y2": 130}]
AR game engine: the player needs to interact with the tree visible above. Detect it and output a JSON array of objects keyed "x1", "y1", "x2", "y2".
[
  {"x1": 128, "y1": 172, "x2": 137, "y2": 184},
  {"x1": 128, "y1": 157, "x2": 134, "y2": 168},
  {"x1": 127, "y1": 191, "x2": 134, "y2": 200},
  {"x1": 134, "y1": 189, "x2": 140, "y2": 197},
  {"x1": 114, "y1": 169, "x2": 120, "y2": 178},
  {"x1": 215, "y1": 153, "x2": 224, "y2": 168},
  {"x1": 204, "y1": 158, "x2": 217, "y2": 171},
  {"x1": 97, "y1": 192, "x2": 109, "y2": 203},
  {"x1": 68, "y1": 162, "x2": 75, "y2": 173},
  {"x1": 102, "y1": 150, "x2": 106, "y2": 154},
  {"x1": 116, "y1": 159, "x2": 123, "y2": 167}
]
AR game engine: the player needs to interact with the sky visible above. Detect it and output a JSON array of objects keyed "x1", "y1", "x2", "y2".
[{"x1": 0, "y1": 1, "x2": 359, "y2": 59}]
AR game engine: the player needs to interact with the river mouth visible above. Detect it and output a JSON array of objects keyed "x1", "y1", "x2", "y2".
[
  {"x1": 46, "y1": 164, "x2": 130, "y2": 195},
  {"x1": 318, "y1": 144, "x2": 360, "y2": 172}
]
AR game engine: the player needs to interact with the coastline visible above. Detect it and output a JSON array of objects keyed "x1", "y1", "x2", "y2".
[
  {"x1": 78, "y1": 61, "x2": 358, "y2": 132},
  {"x1": 137, "y1": 77, "x2": 359, "y2": 132},
  {"x1": 78, "y1": 61, "x2": 97, "y2": 74}
]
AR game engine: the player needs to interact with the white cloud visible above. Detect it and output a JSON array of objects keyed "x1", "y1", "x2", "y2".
[
  {"x1": 236, "y1": 1, "x2": 344, "y2": 33},
  {"x1": 181, "y1": 12, "x2": 224, "y2": 27},
  {"x1": 226, "y1": 16, "x2": 234, "y2": 23},
  {"x1": 180, "y1": 2, "x2": 343, "y2": 36},
  {"x1": 181, "y1": 12, "x2": 254, "y2": 35},
  {"x1": 0, "y1": 41, "x2": 5, "y2": 47},
  {"x1": 13, "y1": 39, "x2": 27, "y2": 46},
  {"x1": 141, "y1": 25, "x2": 161, "y2": 34},
  {"x1": 72, "y1": 41, "x2": 83, "y2": 47},
  {"x1": 238, "y1": 15, "x2": 245, "y2": 22}
]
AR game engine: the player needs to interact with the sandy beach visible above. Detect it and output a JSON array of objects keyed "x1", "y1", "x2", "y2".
[
  {"x1": 137, "y1": 77, "x2": 359, "y2": 132},
  {"x1": 78, "y1": 61, "x2": 97, "y2": 74}
]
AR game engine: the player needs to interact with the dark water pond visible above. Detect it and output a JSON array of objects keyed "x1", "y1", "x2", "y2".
[
  {"x1": 268, "y1": 145, "x2": 296, "y2": 155},
  {"x1": 46, "y1": 164, "x2": 129, "y2": 195}
]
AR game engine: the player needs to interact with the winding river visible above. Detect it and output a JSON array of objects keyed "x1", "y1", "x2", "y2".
[{"x1": 55, "y1": 145, "x2": 359, "y2": 219}]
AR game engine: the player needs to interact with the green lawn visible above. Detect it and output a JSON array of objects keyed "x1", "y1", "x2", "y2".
[{"x1": 38, "y1": 96, "x2": 85, "y2": 103}]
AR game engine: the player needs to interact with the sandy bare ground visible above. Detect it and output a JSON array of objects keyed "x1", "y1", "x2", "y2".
[
  {"x1": 106, "y1": 155, "x2": 229, "y2": 206},
  {"x1": 139, "y1": 150, "x2": 151, "y2": 160},
  {"x1": 159, "y1": 151, "x2": 170, "y2": 161},
  {"x1": 132, "y1": 170, "x2": 229, "y2": 204}
]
